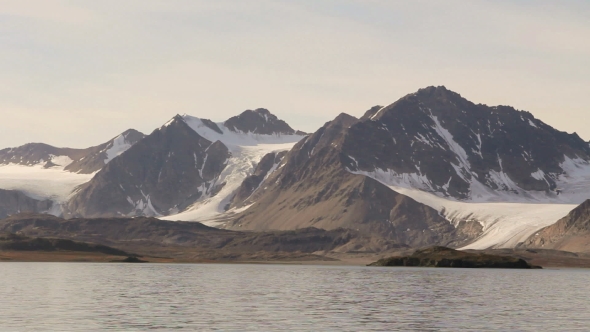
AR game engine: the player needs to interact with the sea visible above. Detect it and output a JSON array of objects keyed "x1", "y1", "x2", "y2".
[{"x1": 1, "y1": 263, "x2": 589, "y2": 331}]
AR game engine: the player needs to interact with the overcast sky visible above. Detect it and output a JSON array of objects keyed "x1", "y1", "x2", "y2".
[{"x1": 1, "y1": 0, "x2": 589, "y2": 148}]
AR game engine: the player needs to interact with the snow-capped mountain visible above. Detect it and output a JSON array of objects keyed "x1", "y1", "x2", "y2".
[
  {"x1": 224, "y1": 108, "x2": 306, "y2": 136},
  {"x1": 0, "y1": 129, "x2": 145, "y2": 174},
  {"x1": 226, "y1": 112, "x2": 481, "y2": 248},
  {"x1": 0, "y1": 129, "x2": 145, "y2": 215},
  {"x1": 65, "y1": 110, "x2": 306, "y2": 219},
  {"x1": 227, "y1": 86, "x2": 590, "y2": 249},
  {"x1": 349, "y1": 86, "x2": 590, "y2": 203},
  {"x1": 2, "y1": 89, "x2": 589, "y2": 251}
]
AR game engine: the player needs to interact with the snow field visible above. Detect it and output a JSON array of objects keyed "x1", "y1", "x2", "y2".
[{"x1": 0, "y1": 164, "x2": 94, "y2": 203}]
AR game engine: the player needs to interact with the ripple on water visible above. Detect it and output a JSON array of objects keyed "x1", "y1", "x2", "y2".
[{"x1": 0, "y1": 263, "x2": 589, "y2": 331}]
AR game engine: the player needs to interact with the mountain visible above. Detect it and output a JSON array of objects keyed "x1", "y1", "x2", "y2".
[
  {"x1": 65, "y1": 116, "x2": 231, "y2": 217},
  {"x1": 0, "y1": 129, "x2": 145, "y2": 213},
  {"x1": 521, "y1": 200, "x2": 590, "y2": 253},
  {"x1": 227, "y1": 86, "x2": 590, "y2": 249},
  {"x1": 226, "y1": 112, "x2": 481, "y2": 248},
  {"x1": 3, "y1": 87, "x2": 588, "y2": 251},
  {"x1": 224, "y1": 108, "x2": 305, "y2": 135},
  {"x1": 0, "y1": 129, "x2": 144, "y2": 174},
  {"x1": 65, "y1": 110, "x2": 306, "y2": 219},
  {"x1": 351, "y1": 86, "x2": 590, "y2": 202}
]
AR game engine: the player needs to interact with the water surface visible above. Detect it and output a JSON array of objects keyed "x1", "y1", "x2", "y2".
[{"x1": 1, "y1": 263, "x2": 589, "y2": 331}]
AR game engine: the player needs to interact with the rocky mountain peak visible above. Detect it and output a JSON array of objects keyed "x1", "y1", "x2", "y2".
[
  {"x1": 0, "y1": 129, "x2": 145, "y2": 174},
  {"x1": 337, "y1": 86, "x2": 590, "y2": 202},
  {"x1": 65, "y1": 116, "x2": 230, "y2": 218},
  {"x1": 331, "y1": 113, "x2": 359, "y2": 127},
  {"x1": 224, "y1": 108, "x2": 297, "y2": 135}
]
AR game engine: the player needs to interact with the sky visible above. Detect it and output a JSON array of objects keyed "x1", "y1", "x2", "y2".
[{"x1": 1, "y1": 0, "x2": 589, "y2": 148}]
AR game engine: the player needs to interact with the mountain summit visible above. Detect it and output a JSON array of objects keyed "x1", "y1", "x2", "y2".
[
  {"x1": 226, "y1": 86, "x2": 590, "y2": 248},
  {"x1": 64, "y1": 109, "x2": 306, "y2": 219},
  {"x1": 224, "y1": 108, "x2": 303, "y2": 135}
]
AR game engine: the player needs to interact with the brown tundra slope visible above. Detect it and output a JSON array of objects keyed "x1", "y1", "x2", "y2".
[
  {"x1": 0, "y1": 213, "x2": 404, "y2": 259},
  {"x1": 522, "y1": 200, "x2": 590, "y2": 253}
]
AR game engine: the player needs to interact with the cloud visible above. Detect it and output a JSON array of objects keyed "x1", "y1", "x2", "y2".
[
  {"x1": 0, "y1": 0, "x2": 589, "y2": 148},
  {"x1": 0, "y1": 0, "x2": 96, "y2": 24}
]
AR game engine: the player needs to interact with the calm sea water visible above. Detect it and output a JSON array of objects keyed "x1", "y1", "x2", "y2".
[{"x1": 0, "y1": 263, "x2": 589, "y2": 331}]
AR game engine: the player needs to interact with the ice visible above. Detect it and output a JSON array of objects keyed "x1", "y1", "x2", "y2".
[
  {"x1": 163, "y1": 143, "x2": 297, "y2": 225},
  {"x1": 0, "y1": 164, "x2": 94, "y2": 212},
  {"x1": 48, "y1": 155, "x2": 74, "y2": 167},
  {"x1": 350, "y1": 169, "x2": 576, "y2": 249},
  {"x1": 104, "y1": 133, "x2": 133, "y2": 164},
  {"x1": 345, "y1": 105, "x2": 590, "y2": 241},
  {"x1": 162, "y1": 114, "x2": 305, "y2": 224},
  {"x1": 181, "y1": 115, "x2": 304, "y2": 149}
]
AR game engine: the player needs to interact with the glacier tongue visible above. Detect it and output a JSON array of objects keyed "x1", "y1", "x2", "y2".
[
  {"x1": 349, "y1": 167, "x2": 583, "y2": 249},
  {"x1": 0, "y1": 164, "x2": 95, "y2": 216},
  {"x1": 162, "y1": 115, "x2": 305, "y2": 224}
]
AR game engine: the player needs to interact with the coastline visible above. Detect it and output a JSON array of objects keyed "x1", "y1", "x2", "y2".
[{"x1": 2, "y1": 249, "x2": 590, "y2": 268}]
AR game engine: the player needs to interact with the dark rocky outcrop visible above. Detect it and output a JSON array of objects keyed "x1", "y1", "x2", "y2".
[
  {"x1": 0, "y1": 232, "x2": 129, "y2": 256},
  {"x1": 369, "y1": 246, "x2": 539, "y2": 268},
  {"x1": 110, "y1": 256, "x2": 147, "y2": 263}
]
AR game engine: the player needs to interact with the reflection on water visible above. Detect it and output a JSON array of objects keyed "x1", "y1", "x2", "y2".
[{"x1": 0, "y1": 263, "x2": 589, "y2": 331}]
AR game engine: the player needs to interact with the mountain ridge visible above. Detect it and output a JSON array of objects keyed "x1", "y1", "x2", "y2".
[{"x1": 1, "y1": 88, "x2": 589, "y2": 252}]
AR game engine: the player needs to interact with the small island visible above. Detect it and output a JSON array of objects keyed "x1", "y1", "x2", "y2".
[{"x1": 368, "y1": 246, "x2": 541, "y2": 269}]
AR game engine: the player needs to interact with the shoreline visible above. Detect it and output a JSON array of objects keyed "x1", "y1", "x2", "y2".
[{"x1": 2, "y1": 250, "x2": 590, "y2": 268}]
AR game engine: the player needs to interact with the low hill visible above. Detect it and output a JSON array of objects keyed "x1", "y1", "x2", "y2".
[
  {"x1": 522, "y1": 200, "x2": 590, "y2": 253},
  {"x1": 0, "y1": 232, "x2": 129, "y2": 257},
  {"x1": 0, "y1": 213, "x2": 405, "y2": 261}
]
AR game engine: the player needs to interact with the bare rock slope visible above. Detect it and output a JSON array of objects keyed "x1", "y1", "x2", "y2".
[{"x1": 522, "y1": 200, "x2": 590, "y2": 253}]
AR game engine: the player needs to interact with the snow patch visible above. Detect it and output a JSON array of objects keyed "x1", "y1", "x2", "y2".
[
  {"x1": 528, "y1": 119, "x2": 538, "y2": 128},
  {"x1": 430, "y1": 113, "x2": 470, "y2": 169},
  {"x1": 104, "y1": 134, "x2": 133, "y2": 164},
  {"x1": 48, "y1": 155, "x2": 74, "y2": 168},
  {"x1": 531, "y1": 169, "x2": 546, "y2": 181},
  {"x1": 182, "y1": 115, "x2": 304, "y2": 151},
  {"x1": 370, "y1": 106, "x2": 387, "y2": 120}
]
